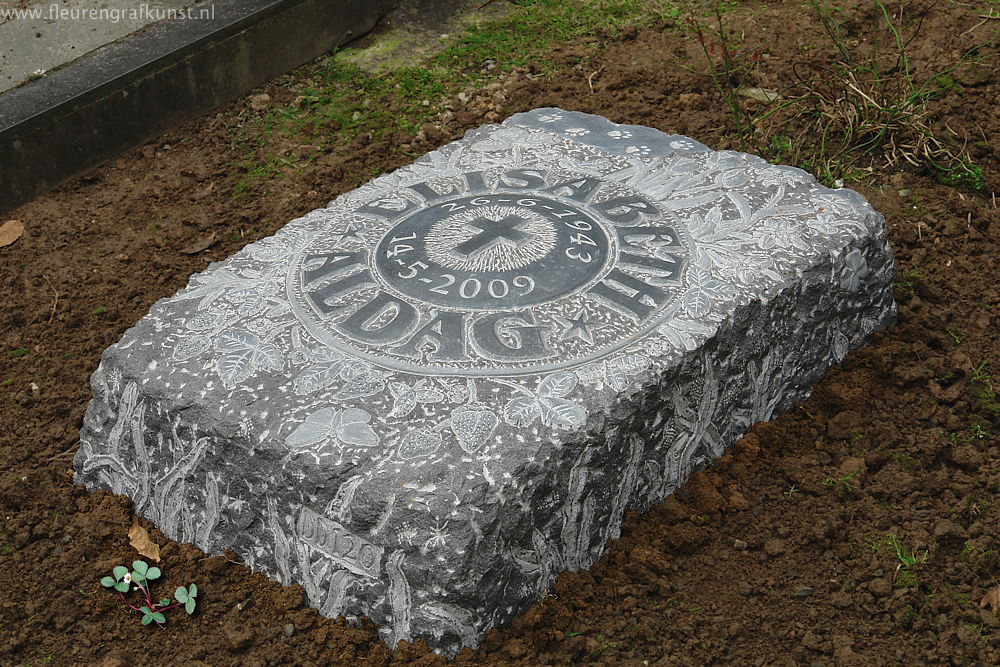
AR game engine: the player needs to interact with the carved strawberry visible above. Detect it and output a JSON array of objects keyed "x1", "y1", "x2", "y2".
[
  {"x1": 397, "y1": 429, "x2": 442, "y2": 460},
  {"x1": 450, "y1": 406, "x2": 499, "y2": 454}
]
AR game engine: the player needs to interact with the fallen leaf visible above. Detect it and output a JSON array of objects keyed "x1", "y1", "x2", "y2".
[
  {"x1": 737, "y1": 87, "x2": 782, "y2": 103},
  {"x1": 180, "y1": 232, "x2": 218, "y2": 255},
  {"x1": 0, "y1": 220, "x2": 24, "y2": 247},
  {"x1": 981, "y1": 584, "x2": 1000, "y2": 613},
  {"x1": 128, "y1": 520, "x2": 161, "y2": 562}
]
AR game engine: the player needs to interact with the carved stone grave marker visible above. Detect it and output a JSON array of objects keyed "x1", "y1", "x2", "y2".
[{"x1": 75, "y1": 109, "x2": 896, "y2": 655}]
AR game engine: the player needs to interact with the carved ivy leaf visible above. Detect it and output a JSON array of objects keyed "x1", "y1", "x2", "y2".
[
  {"x1": 293, "y1": 361, "x2": 345, "y2": 395},
  {"x1": 701, "y1": 279, "x2": 738, "y2": 300},
  {"x1": 311, "y1": 347, "x2": 342, "y2": 363},
  {"x1": 504, "y1": 396, "x2": 541, "y2": 426},
  {"x1": 215, "y1": 330, "x2": 282, "y2": 388},
  {"x1": 574, "y1": 364, "x2": 604, "y2": 385},
  {"x1": 681, "y1": 289, "x2": 712, "y2": 318},
  {"x1": 388, "y1": 382, "x2": 446, "y2": 417},
  {"x1": 840, "y1": 249, "x2": 870, "y2": 292},
  {"x1": 689, "y1": 265, "x2": 713, "y2": 287},
  {"x1": 658, "y1": 318, "x2": 714, "y2": 352},
  {"x1": 265, "y1": 302, "x2": 291, "y2": 318},
  {"x1": 538, "y1": 371, "x2": 577, "y2": 399},
  {"x1": 605, "y1": 354, "x2": 651, "y2": 391},
  {"x1": 538, "y1": 398, "x2": 587, "y2": 429}
]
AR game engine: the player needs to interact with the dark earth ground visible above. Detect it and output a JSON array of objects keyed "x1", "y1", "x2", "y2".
[{"x1": 2, "y1": 0, "x2": 999, "y2": 664}]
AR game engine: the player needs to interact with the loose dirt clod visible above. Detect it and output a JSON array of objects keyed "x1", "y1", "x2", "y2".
[{"x1": 0, "y1": 219, "x2": 24, "y2": 247}]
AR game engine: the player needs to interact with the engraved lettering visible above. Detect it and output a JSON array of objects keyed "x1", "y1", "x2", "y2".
[
  {"x1": 586, "y1": 269, "x2": 668, "y2": 321},
  {"x1": 337, "y1": 290, "x2": 419, "y2": 344},
  {"x1": 614, "y1": 225, "x2": 681, "y2": 253},
  {"x1": 290, "y1": 168, "x2": 692, "y2": 375},
  {"x1": 592, "y1": 195, "x2": 659, "y2": 224},
  {"x1": 306, "y1": 270, "x2": 376, "y2": 316},
  {"x1": 356, "y1": 197, "x2": 418, "y2": 220},
  {"x1": 392, "y1": 310, "x2": 469, "y2": 361},
  {"x1": 499, "y1": 168, "x2": 546, "y2": 190},
  {"x1": 617, "y1": 251, "x2": 683, "y2": 278},
  {"x1": 472, "y1": 311, "x2": 550, "y2": 361},
  {"x1": 543, "y1": 176, "x2": 602, "y2": 203},
  {"x1": 407, "y1": 181, "x2": 458, "y2": 203},
  {"x1": 296, "y1": 507, "x2": 383, "y2": 579},
  {"x1": 302, "y1": 251, "x2": 367, "y2": 287},
  {"x1": 463, "y1": 170, "x2": 489, "y2": 193}
]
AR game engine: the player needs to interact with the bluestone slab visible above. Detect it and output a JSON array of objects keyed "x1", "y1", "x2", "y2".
[{"x1": 75, "y1": 108, "x2": 896, "y2": 655}]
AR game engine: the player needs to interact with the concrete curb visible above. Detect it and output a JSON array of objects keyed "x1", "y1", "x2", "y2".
[{"x1": 0, "y1": 0, "x2": 397, "y2": 215}]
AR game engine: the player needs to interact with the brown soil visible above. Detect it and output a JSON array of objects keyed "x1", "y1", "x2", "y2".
[{"x1": 2, "y1": 1, "x2": 999, "y2": 665}]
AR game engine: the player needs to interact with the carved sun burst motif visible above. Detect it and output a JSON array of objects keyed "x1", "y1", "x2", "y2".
[{"x1": 423, "y1": 205, "x2": 557, "y2": 272}]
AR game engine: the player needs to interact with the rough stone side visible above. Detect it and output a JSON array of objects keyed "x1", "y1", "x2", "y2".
[{"x1": 75, "y1": 109, "x2": 896, "y2": 655}]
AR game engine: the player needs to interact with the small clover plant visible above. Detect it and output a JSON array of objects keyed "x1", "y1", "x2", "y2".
[{"x1": 100, "y1": 560, "x2": 197, "y2": 626}]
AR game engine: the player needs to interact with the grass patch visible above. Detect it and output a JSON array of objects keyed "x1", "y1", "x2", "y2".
[{"x1": 229, "y1": 0, "x2": 681, "y2": 195}]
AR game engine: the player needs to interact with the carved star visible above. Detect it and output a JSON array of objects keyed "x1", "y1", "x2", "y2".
[
  {"x1": 334, "y1": 224, "x2": 368, "y2": 245},
  {"x1": 553, "y1": 308, "x2": 606, "y2": 345}
]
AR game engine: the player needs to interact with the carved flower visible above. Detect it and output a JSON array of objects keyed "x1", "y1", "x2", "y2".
[
  {"x1": 806, "y1": 212, "x2": 839, "y2": 236},
  {"x1": 503, "y1": 372, "x2": 587, "y2": 429},
  {"x1": 840, "y1": 249, "x2": 870, "y2": 292},
  {"x1": 757, "y1": 219, "x2": 803, "y2": 250}
]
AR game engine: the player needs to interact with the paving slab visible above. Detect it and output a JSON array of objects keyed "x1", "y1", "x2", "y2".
[
  {"x1": 74, "y1": 108, "x2": 896, "y2": 655},
  {"x1": 0, "y1": 0, "x2": 198, "y2": 93}
]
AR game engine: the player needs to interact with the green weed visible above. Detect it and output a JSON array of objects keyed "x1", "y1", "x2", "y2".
[
  {"x1": 823, "y1": 471, "x2": 859, "y2": 490},
  {"x1": 868, "y1": 534, "x2": 928, "y2": 588},
  {"x1": 894, "y1": 268, "x2": 925, "y2": 292}
]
